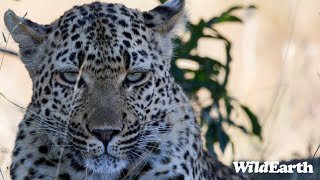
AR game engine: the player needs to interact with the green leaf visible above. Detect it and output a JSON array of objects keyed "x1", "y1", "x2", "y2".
[
  {"x1": 224, "y1": 119, "x2": 249, "y2": 135},
  {"x1": 217, "y1": 126, "x2": 229, "y2": 153},
  {"x1": 222, "y1": 39, "x2": 232, "y2": 88},
  {"x1": 224, "y1": 6, "x2": 244, "y2": 14},
  {"x1": 224, "y1": 5, "x2": 257, "y2": 14},
  {"x1": 182, "y1": 55, "x2": 225, "y2": 69},
  {"x1": 241, "y1": 105, "x2": 262, "y2": 139},
  {"x1": 208, "y1": 15, "x2": 242, "y2": 26},
  {"x1": 200, "y1": 106, "x2": 212, "y2": 126},
  {"x1": 224, "y1": 96, "x2": 233, "y2": 118},
  {"x1": 182, "y1": 20, "x2": 206, "y2": 54},
  {"x1": 205, "y1": 5, "x2": 258, "y2": 27},
  {"x1": 248, "y1": 5, "x2": 257, "y2": 10},
  {"x1": 205, "y1": 120, "x2": 218, "y2": 158}
]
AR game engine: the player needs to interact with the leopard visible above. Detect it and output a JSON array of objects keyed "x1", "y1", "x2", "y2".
[{"x1": 4, "y1": 0, "x2": 249, "y2": 179}]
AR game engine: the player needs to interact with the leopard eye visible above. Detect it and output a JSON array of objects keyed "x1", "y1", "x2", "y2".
[
  {"x1": 126, "y1": 72, "x2": 146, "y2": 84},
  {"x1": 58, "y1": 72, "x2": 81, "y2": 85},
  {"x1": 126, "y1": 72, "x2": 144, "y2": 83}
]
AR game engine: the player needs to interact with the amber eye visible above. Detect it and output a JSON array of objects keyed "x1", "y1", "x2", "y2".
[{"x1": 57, "y1": 72, "x2": 84, "y2": 86}]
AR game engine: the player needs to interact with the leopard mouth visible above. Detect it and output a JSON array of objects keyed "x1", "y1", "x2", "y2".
[{"x1": 84, "y1": 154, "x2": 129, "y2": 175}]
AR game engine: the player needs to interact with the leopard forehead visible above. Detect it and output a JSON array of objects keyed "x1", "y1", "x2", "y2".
[{"x1": 44, "y1": 2, "x2": 162, "y2": 78}]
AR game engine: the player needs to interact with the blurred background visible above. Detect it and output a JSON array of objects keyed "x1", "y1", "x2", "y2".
[{"x1": 1, "y1": 0, "x2": 320, "y2": 179}]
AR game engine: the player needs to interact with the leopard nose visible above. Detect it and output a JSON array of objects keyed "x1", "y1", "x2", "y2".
[{"x1": 91, "y1": 129, "x2": 120, "y2": 148}]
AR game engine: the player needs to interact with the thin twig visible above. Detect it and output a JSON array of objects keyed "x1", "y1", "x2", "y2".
[
  {"x1": 0, "y1": 32, "x2": 11, "y2": 70},
  {"x1": 258, "y1": 0, "x2": 301, "y2": 160},
  {"x1": 55, "y1": 16, "x2": 88, "y2": 176},
  {"x1": 0, "y1": 48, "x2": 19, "y2": 57},
  {"x1": 261, "y1": 0, "x2": 300, "y2": 125},
  {"x1": 0, "y1": 168, "x2": 4, "y2": 180},
  {"x1": 311, "y1": 144, "x2": 320, "y2": 165},
  {"x1": 0, "y1": 91, "x2": 25, "y2": 109}
]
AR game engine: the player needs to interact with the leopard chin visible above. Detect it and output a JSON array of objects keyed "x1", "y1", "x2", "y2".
[{"x1": 84, "y1": 154, "x2": 129, "y2": 175}]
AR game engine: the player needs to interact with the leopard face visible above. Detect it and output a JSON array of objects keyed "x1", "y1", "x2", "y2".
[{"x1": 5, "y1": 0, "x2": 185, "y2": 175}]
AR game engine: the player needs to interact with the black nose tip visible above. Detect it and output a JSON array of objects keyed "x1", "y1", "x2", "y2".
[{"x1": 91, "y1": 129, "x2": 120, "y2": 148}]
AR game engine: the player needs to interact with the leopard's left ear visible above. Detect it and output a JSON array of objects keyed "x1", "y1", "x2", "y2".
[{"x1": 143, "y1": 0, "x2": 186, "y2": 34}]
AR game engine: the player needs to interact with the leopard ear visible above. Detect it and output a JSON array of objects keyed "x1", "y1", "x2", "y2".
[
  {"x1": 143, "y1": 0, "x2": 186, "y2": 34},
  {"x1": 4, "y1": 10, "x2": 49, "y2": 72}
]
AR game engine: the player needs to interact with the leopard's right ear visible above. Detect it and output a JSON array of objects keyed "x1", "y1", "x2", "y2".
[
  {"x1": 4, "y1": 10, "x2": 49, "y2": 72},
  {"x1": 143, "y1": 0, "x2": 186, "y2": 35}
]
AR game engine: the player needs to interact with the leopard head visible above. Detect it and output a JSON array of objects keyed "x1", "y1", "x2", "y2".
[{"x1": 4, "y1": 0, "x2": 185, "y2": 175}]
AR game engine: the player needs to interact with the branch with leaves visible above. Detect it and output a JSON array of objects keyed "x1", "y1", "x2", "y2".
[{"x1": 158, "y1": 0, "x2": 260, "y2": 158}]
